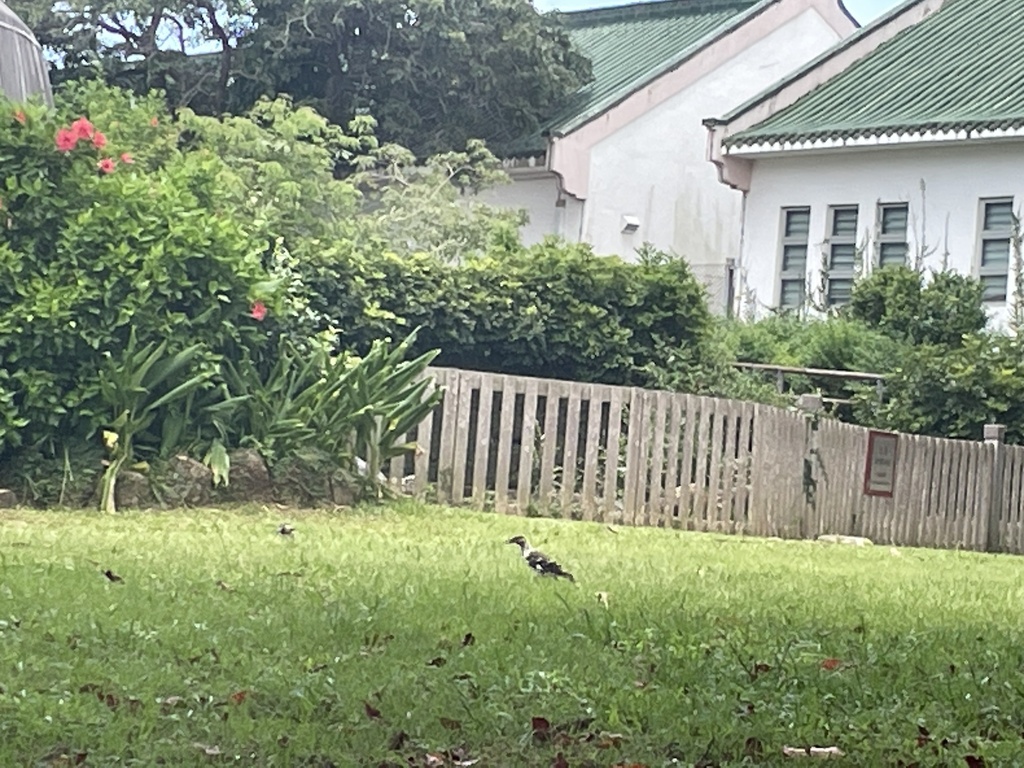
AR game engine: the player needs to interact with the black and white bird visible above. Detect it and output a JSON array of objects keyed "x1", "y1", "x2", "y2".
[{"x1": 506, "y1": 536, "x2": 575, "y2": 582}]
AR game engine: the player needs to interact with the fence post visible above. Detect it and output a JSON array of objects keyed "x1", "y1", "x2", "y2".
[
  {"x1": 797, "y1": 394, "x2": 824, "y2": 538},
  {"x1": 984, "y1": 423, "x2": 1007, "y2": 553}
]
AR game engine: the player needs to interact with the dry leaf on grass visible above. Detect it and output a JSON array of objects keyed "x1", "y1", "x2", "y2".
[{"x1": 192, "y1": 742, "x2": 222, "y2": 756}]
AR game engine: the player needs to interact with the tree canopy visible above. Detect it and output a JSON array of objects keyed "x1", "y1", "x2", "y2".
[{"x1": 10, "y1": 0, "x2": 591, "y2": 157}]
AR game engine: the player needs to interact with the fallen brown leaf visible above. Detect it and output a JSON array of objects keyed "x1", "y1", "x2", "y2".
[
  {"x1": 532, "y1": 716, "x2": 552, "y2": 743},
  {"x1": 820, "y1": 658, "x2": 842, "y2": 671},
  {"x1": 965, "y1": 757, "x2": 986, "y2": 768},
  {"x1": 364, "y1": 701, "x2": 382, "y2": 719},
  {"x1": 745, "y1": 736, "x2": 765, "y2": 759},
  {"x1": 439, "y1": 717, "x2": 462, "y2": 731},
  {"x1": 597, "y1": 732, "x2": 626, "y2": 749},
  {"x1": 229, "y1": 690, "x2": 249, "y2": 705},
  {"x1": 427, "y1": 656, "x2": 447, "y2": 667},
  {"x1": 387, "y1": 730, "x2": 410, "y2": 751},
  {"x1": 551, "y1": 753, "x2": 569, "y2": 768},
  {"x1": 916, "y1": 725, "x2": 931, "y2": 748},
  {"x1": 192, "y1": 742, "x2": 222, "y2": 756},
  {"x1": 461, "y1": 632, "x2": 475, "y2": 647}
]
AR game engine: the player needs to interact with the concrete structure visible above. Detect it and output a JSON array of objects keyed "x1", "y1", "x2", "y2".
[
  {"x1": 481, "y1": 0, "x2": 858, "y2": 311},
  {"x1": 706, "y1": 0, "x2": 1024, "y2": 326},
  {"x1": 0, "y1": 1, "x2": 53, "y2": 105}
]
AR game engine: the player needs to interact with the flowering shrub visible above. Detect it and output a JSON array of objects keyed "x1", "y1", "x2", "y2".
[{"x1": 0, "y1": 93, "x2": 273, "y2": 458}]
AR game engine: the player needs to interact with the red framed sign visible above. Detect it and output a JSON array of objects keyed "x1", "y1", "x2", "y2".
[{"x1": 863, "y1": 430, "x2": 898, "y2": 498}]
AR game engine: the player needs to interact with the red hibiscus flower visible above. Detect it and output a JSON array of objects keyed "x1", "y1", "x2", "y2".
[
  {"x1": 91, "y1": 131, "x2": 107, "y2": 149},
  {"x1": 249, "y1": 301, "x2": 268, "y2": 321},
  {"x1": 149, "y1": 117, "x2": 159, "y2": 127},
  {"x1": 97, "y1": 157, "x2": 116, "y2": 174},
  {"x1": 14, "y1": 110, "x2": 26, "y2": 125},
  {"x1": 70, "y1": 117, "x2": 95, "y2": 140},
  {"x1": 120, "y1": 152, "x2": 134, "y2": 164},
  {"x1": 55, "y1": 128, "x2": 77, "y2": 153}
]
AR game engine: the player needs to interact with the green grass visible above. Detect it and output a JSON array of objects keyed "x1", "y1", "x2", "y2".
[{"x1": 3, "y1": 503, "x2": 1024, "y2": 767}]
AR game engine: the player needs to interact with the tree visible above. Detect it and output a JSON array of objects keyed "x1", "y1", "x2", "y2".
[
  {"x1": 14, "y1": 0, "x2": 593, "y2": 158},
  {"x1": 9, "y1": 0, "x2": 253, "y2": 113}
]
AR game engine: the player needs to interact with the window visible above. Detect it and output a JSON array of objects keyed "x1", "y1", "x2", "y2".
[
  {"x1": 978, "y1": 198, "x2": 1014, "y2": 302},
  {"x1": 877, "y1": 203, "x2": 909, "y2": 267},
  {"x1": 826, "y1": 205, "x2": 859, "y2": 306},
  {"x1": 778, "y1": 207, "x2": 810, "y2": 308}
]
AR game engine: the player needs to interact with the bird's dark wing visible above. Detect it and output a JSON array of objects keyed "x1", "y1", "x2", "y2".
[{"x1": 526, "y1": 551, "x2": 575, "y2": 582}]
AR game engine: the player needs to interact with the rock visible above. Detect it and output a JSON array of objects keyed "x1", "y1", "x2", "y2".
[
  {"x1": 114, "y1": 471, "x2": 158, "y2": 510},
  {"x1": 0, "y1": 488, "x2": 17, "y2": 508},
  {"x1": 817, "y1": 534, "x2": 874, "y2": 547},
  {"x1": 329, "y1": 479, "x2": 357, "y2": 507},
  {"x1": 159, "y1": 455, "x2": 212, "y2": 507},
  {"x1": 224, "y1": 448, "x2": 272, "y2": 502}
]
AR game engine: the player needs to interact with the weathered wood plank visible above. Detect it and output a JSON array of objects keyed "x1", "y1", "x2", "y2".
[
  {"x1": 748, "y1": 404, "x2": 770, "y2": 537},
  {"x1": 560, "y1": 383, "x2": 584, "y2": 516},
  {"x1": 622, "y1": 388, "x2": 646, "y2": 525},
  {"x1": 676, "y1": 395, "x2": 697, "y2": 528},
  {"x1": 580, "y1": 387, "x2": 604, "y2": 521},
  {"x1": 413, "y1": 390, "x2": 436, "y2": 495},
  {"x1": 493, "y1": 377, "x2": 517, "y2": 514},
  {"x1": 662, "y1": 394, "x2": 683, "y2": 527},
  {"x1": 646, "y1": 391, "x2": 669, "y2": 527},
  {"x1": 706, "y1": 400, "x2": 727, "y2": 533},
  {"x1": 471, "y1": 375, "x2": 495, "y2": 508},
  {"x1": 538, "y1": 382, "x2": 562, "y2": 515},
  {"x1": 733, "y1": 402, "x2": 754, "y2": 533},
  {"x1": 603, "y1": 388, "x2": 624, "y2": 522},
  {"x1": 434, "y1": 369, "x2": 462, "y2": 503},
  {"x1": 449, "y1": 371, "x2": 478, "y2": 505},
  {"x1": 516, "y1": 378, "x2": 540, "y2": 514},
  {"x1": 691, "y1": 398, "x2": 713, "y2": 531}
]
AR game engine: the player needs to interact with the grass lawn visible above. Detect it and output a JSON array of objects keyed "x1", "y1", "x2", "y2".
[{"x1": 3, "y1": 503, "x2": 1024, "y2": 767}]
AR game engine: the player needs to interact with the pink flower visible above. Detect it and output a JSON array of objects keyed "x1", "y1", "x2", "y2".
[
  {"x1": 149, "y1": 117, "x2": 159, "y2": 127},
  {"x1": 70, "y1": 117, "x2": 95, "y2": 140},
  {"x1": 91, "y1": 131, "x2": 107, "y2": 149},
  {"x1": 55, "y1": 128, "x2": 77, "y2": 152},
  {"x1": 120, "y1": 152, "x2": 134, "y2": 164},
  {"x1": 97, "y1": 157, "x2": 116, "y2": 174},
  {"x1": 249, "y1": 301, "x2": 268, "y2": 321},
  {"x1": 13, "y1": 110, "x2": 26, "y2": 125}
]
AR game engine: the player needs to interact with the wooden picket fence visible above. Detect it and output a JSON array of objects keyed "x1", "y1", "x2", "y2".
[{"x1": 387, "y1": 367, "x2": 1024, "y2": 554}]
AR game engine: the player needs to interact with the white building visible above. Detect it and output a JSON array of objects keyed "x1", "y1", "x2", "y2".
[
  {"x1": 705, "y1": 0, "x2": 1024, "y2": 326},
  {"x1": 480, "y1": 0, "x2": 858, "y2": 310}
]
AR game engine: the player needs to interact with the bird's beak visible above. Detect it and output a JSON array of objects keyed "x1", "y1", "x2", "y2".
[{"x1": 505, "y1": 538, "x2": 517, "y2": 545}]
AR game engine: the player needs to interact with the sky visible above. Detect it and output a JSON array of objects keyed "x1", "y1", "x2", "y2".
[{"x1": 533, "y1": 0, "x2": 903, "y2": 23}]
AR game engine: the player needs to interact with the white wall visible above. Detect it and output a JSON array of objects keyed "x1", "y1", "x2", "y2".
[
  {"x1": 583, "y1": 9, "x2": 844, "y2": 270},
  {"x1": 739, "y1": 140, "x2": 1024, "y2": 327},
  {"x1": 476, "y1": 171, "x2": 585, "y2": 247},
  {"x1": 479, "y1": 6, "x2": 849, "y2": 303}
]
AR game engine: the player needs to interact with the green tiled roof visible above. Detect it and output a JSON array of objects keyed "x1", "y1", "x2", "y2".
[
  {"x1": 510, "y1": 0, "x2": 759, "y2": 155},
  {"x1": 728, "y1": 0, "x2": 1024, "y2": 148}
]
